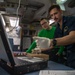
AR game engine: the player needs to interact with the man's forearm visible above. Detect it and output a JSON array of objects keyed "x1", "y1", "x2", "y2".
[
  {"x1": 56, "y1": 34, "x2": 75, "y2": 46},
  {"x1": 41, "y1": 47, "x2": 53, "y2": 51}
]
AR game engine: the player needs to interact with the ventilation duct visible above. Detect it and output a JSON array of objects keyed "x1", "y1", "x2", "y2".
[{"x1": 68, "y1": 0, "x2": 75, "y2": 8}]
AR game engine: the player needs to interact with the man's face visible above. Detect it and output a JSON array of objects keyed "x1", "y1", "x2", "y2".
[
  {"x1": 40, "y1": 19, "x2": 49, "y2": 30},
  {"x1": 49, "y1": 8, "x2": 62, "y2": 23}
]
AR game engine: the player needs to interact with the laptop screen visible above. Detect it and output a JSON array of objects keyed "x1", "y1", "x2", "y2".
[
  {"x1": 20, "y1": 36, "x2": 33, "y2": 51},
  {"x1": 0, "y1": 14, "x2": 44, "y2": 66},
  {"x1": 0, "y1": 14, "x2": 15, "y2": 66}
]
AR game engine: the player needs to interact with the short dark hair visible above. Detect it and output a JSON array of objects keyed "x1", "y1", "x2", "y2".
[
  {"x1": 48, "y1": 5, "x2": 61, "y2": 13},
  {"x1": 40, "y1": 18, "x2": 48, "y2": 22}
]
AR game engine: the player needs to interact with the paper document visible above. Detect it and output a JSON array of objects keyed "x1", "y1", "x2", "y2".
[
  {"x1": 33, "y1": 36, "x2": 50, "y2": 48},
  {"x1": 39, "y1": 70, "x2": 75, "y2": 75}
]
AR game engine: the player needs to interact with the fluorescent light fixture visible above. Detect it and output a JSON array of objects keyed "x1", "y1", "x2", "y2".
[
  {"x1": 0, "y1": 0, "x2": 4, "y2": 2},
  {"x1": 59, "y1": 4, "x2": 65, "y2": 11},
  {"x1": 56, "y1": 0, "x2": 67, "y2": 4},
  {"x1": 9, "y1": 17, "x2": 19, "y2": 27},
  {"x1": 61, "y1": 0, "x2": 67, "y2": 1},
  {"x1": 56, "y1": 0, "x2": 67, "y2": 11},
  {"x1": 6, "y1": 27, "x2": 10, "y2": 32}
]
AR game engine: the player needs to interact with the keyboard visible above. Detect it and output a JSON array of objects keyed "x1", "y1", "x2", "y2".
[{"x1": 17, "y1": 56, "x2": 43, "y2": 63}]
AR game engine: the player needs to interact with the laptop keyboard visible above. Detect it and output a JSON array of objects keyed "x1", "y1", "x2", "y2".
[
  {"x1": 18, "y1": 59, "x2": 32, "y2": 65},
  {"x1": 14, "y1": 57, "x2": 32, "y2": 65},
  {"x1": 14, "y1": 56, "x2": 44, "y2": 66},
  {"x1": 17, "y1": 56, "x2": 43, "y2": 63}
]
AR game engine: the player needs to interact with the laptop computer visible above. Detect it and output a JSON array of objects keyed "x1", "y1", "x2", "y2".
[{"x1": 0, "y1": 14, "x2": 48, "y2": 75}]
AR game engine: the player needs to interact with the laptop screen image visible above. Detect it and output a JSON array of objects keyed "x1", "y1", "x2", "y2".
[
  {"x1": 0, "y1": 14, "x2": 33, "y2": 66},
  {"x1": 0, "y1": 14, "x2": 16, "y2": 66},
  {"x1": 0, "y1": 14, "x2": 44, "y2": 66},
  {"x1": 0, "y1": 13, "x2": 48, "y2": 75}
]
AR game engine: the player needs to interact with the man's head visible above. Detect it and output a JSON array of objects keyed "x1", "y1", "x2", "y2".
[
  {"x1": 40, "y1": 18, "x2": 50, "y2": 30},
  {"x1": 48, "y1": 5, "x2": 63, "y2": 23}
]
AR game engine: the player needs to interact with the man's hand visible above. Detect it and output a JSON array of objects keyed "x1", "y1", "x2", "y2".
[
  {"x1": 49, "y1": 39, "x2": 54, "y2": 49},
  {"x1": 56, "y1": 52, "x2": 60, "y2": 56},
  {"x1": 32, "y1": 48, "x2": 41, "y2": 54}
]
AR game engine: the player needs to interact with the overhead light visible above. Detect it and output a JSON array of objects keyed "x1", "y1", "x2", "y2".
[
  {"x1": 56, "y1": 0, "x2": 67, "y2": 11},
  {"x1": 59, "y1": 4, "x2": 65, "y2": 11},
  {"x1": 56, "y1": 0, "x2": 67, "y2": 4},
  {"x1": 0, "y1": 0, "x2": 4, "y2": 2},
  {"x1": 61, "y1": 0, "x2": 67, "y2": 1},
  {"x1": 6, "y1": 27, "x2": 10, "y2": 32}
]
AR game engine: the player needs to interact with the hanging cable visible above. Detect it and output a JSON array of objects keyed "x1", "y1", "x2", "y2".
[{"x1": 8, "y1": 0, "x2": 21, "y2": 33}]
